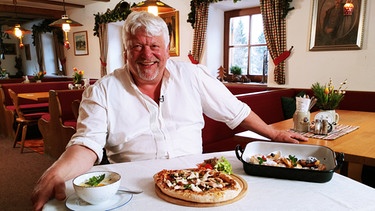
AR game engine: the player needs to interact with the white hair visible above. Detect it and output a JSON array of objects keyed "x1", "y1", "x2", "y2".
[{"x1": 122, "y1": 11, "x2": 170, "y2": 49}]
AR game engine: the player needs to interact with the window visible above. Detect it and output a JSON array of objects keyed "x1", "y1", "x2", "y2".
[{"x1": 224, "y1": 7, "x2": 268, "y2": 83}]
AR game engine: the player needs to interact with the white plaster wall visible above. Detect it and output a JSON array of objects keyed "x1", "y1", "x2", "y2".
[
  {"x1": 64, "y1": 0, "x2": 374, "y2": 91},
  {"x1": 268, "y1": 0, "x2": 375, "y2": 91},
  {"x1": 65, "y1": 0, "x2": 192, "y2": 79}
]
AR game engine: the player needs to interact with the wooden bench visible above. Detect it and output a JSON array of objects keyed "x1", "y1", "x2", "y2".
[
  {"x1": 202, "y1": 88, "x2": 375, "y2": 153},
  {"x1": 0, "y1": 80, "x2": 97, "y2": 140},
  {"x1": 38, "y1": 89, "x2": 85, "y2": 159}
]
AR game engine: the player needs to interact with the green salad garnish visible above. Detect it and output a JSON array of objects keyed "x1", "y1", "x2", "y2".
[
  {"x1": 289, "y1": 155, "x2": 298, "y2": 167},
  {"x1": 214, "y1": 156, "x2": 233, "y2": 174},
  {"x1": 85, "y1": 174, "x2": 105, "y2": 187}
]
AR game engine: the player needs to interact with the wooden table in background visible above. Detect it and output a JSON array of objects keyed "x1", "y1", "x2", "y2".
[
  {"x1": 18, "y1": 92, "x2": 49, "y2": 102},
  {"x1": 235, "y1": 110, "x2": 375, "y2": 180}
]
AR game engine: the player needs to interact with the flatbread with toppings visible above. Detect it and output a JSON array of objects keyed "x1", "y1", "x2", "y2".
[{"x1": 153, "y1": 168, "x2": 241, "y2": 203}]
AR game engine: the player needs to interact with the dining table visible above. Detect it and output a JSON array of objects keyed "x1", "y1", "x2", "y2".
[
  {"x1": 43, "y1": 150, "x2": 375, "y2": 211},
  {"x1": 235, "y1": 110, "x2": 375, "y2": 179},
  {"x1": 18, "y1": 92, "x2": 49, "y2": 102}
]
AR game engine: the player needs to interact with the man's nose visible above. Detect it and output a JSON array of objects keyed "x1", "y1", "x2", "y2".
[{"x1": 141, "y1": 46, "x2": 153, "y2": 58}]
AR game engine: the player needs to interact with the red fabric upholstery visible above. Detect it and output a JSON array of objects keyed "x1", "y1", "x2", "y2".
[
  {"x1": 40, "y1": 113, "x2": 50, "y2": 122},
  {"x1": 56, "y1": 89, "x2": 85, "y2": 123},
  {"x1": 202, "y1": 88, "x2": 375, "y2": 153},
  {"x1": 63, "y1": 121, "x2": 77, "y2": 128},
  {"x1": 23, "y1": 112, "x2": 48, "y2": 120},
  {"x1": 203, "y1": 89, "x2": 302, "y2": 153}
]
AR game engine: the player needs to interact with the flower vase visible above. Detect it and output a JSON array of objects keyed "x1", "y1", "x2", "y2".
[
  {"x1": 314, "y1": 110, "x2": 340, "y2": 130},
  {"x1": 36, "y1": 80, "x2": 42, "y2": 83},
  {"x1": 74, "y1": 83, "x2": 82, "y2": 89}
]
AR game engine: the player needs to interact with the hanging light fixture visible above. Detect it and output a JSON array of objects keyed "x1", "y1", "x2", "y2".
[
  {"x1": 4, "y1": 0, "x2": 31, "y2": 48},
  {"x1": 131, "y1": 0, "x2": 175, "y2": 16},
  {"x1": 49, "y1": 0, "x2": 83, "y2": 50},
  {"x1": 343, "y1": 0, "x2": 354, "y2": 16}
]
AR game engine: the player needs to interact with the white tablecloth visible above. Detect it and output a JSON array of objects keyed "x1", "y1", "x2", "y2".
[{"x1": 44, "y1": 151, "x2": 375, "y2": 211}]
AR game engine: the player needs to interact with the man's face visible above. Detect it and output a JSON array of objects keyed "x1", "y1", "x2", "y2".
[{"x1": 125, "y1": 29, "x2": 170, "y2": 84}]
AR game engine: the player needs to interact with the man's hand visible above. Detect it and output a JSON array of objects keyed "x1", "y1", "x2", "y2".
[
  {"x1": 31, "y1": 145, "x2": 97, "y2": 211},
  {"x1": 31, "y1": 170, "x2": 66, "y2": 211},
  {"x1": 273, "y1": 130, "x2": 308, "y2": 144}
]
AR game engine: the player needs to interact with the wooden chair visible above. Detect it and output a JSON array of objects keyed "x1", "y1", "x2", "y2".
[
  {"x1": 0, "y1": 87, "x2": 18, "y2": 140},
  {"x1": 8, "y1": 89, "x2": 47, "y2": 153},
  {"x1": 71, "y1": 99, "x2": 81, "y2": 120},
  {"x1": 38, "y1": 89, "x2": 84, "y2": 159}
]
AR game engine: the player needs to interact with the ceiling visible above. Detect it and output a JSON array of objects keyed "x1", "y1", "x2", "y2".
[
  {"x1": 0, "y1": 0, "x2": 110, "y2": 26},
  {"x1": 213, "y1": 0, "x2": 259, "y2": 11},
  {"x1": 0, "y1": 0, "x2": 259, "y2": 27}
]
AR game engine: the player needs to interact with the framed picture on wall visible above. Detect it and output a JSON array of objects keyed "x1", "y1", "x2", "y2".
[
  {"x1": 73, "y1": 31, "x2": 89, "y2": 56},
  {"x1": 160, "y1": 11, "x2": 180, "y2": 57},
  {"x1": 309, "y1": 0, "x2": 366, "y2": 51},
  {"x1": 3, "y1": 43, "x2": 16, "y2": 55}
]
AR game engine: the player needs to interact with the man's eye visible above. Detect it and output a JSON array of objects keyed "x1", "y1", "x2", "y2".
[
  {"x1": 151, "y1": 45, "x2": 160, "y2": 50},
  {"x1": 132, "y1": 45, "x2": 143, "y2": 50}
]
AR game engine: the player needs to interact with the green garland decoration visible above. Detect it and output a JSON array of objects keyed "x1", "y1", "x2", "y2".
[
  {"x1": 187, "y1": 0, "x2": 241, "y2": 29},
  {"x1": 31, "y1": 19, "x2": 64, "y2": 46},
  {"x1": 282, "y1": 0, "x2": 295, "y2": 18},
  {"x1": 93, "y1": 1, "x2": 133, "y2": 37},
  {"x1": 187, "y1": 0, "x2": 294, "y2": 28}
]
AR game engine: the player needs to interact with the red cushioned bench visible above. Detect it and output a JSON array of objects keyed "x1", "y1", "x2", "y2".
[
  {"x1": 0, "y1": 80, "x2": 97, "y2": 140},
  {"x1": 202, "y1": 88, "x2": 375, "y2": 153},
  {"x1": 38, "y1": 89, "x2": 85, "y2": 159}
]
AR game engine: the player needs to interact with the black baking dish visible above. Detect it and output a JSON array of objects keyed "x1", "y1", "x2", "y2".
[{"x1": 235, "y1": 141, "x2": 344, "y2": 183}]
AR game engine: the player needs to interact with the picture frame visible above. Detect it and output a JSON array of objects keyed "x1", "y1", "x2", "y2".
[
  {"x1": 73, "y1": 31, "x2": 89, "y2": 56},
  {"x1": 3, "y1": 43, "x2": 16, "y2": 55},
  {"x1": 160, "y1": 11, "x2": 180, "y2": 57},
  {"x1": 309, "y1": 0, "x2": 366, "y2": 51}
]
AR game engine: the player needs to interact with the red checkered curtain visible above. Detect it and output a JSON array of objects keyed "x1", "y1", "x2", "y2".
[
  {"x1": 260, "y1": 0, "x2": 286, "y2": 85},
  {"x1": 98, "y1": 23, "x2": 108, "y2": 77},
  {"x1": 192, "y1": 1, "x2": 209, "y2": 63}
]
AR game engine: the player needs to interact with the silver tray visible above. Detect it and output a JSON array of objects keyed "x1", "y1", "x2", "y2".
[{"x1": 235, "y1": 141, "x2": 344, "y2": 183}]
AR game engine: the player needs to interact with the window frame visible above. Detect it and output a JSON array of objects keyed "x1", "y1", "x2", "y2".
[{"x1": 224, "y1": 7, "x2": 267, "y2": 82}]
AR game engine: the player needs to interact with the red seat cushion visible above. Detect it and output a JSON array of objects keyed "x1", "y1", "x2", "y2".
[
  {"x1": 40, "y1": 114, "x2": 51, "y2": 121},
  {"x1": 23, "y1": 112, "x2": 49, "y2": 120},
  {"x1": 63, "y1": 120, "x2": 77, "y2": 128}
]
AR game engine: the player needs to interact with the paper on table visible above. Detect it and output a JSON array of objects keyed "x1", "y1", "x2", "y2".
[
  {"x1": 296, "y1": 97, "x2": 311, "y2": 112},
  {"x1": 235, "y1": 131, "x2": 270, "y2": 141}
]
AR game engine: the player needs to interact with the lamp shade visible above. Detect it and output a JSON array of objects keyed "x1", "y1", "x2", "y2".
[
  {"x1": 49, "y1": 15, "x2": 83, "y2": 27},
  {"x1": 343, "y1": 2, "x2": 354, "y2": 16},
  {"x1": 132, "y1": 0, "x2": 175, "y2": 15},
  {"x1": 5, "y1": 24, "x2": 31, "y2": 37}
]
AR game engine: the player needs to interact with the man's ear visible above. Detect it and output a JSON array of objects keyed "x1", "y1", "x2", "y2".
[
  {"x1": 166, "y1": 44, "x2": 170, "y2": 59},
  {"x1": 123, "y1": 50, "x2": 127, "y2": 64}
]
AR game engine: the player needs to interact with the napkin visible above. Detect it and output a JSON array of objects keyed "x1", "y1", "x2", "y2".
[{"x1": 295, "y1": 97, "x2": 311, "y2": 112}]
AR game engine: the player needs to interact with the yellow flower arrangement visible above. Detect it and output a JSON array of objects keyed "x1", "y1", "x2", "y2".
[
  {"x1": 311, "y1": 78, "x2": 347, "y2": 110},
  {"x1": 34, "y1": 71, "x2": 46, "y2": 81},
  {"x1": 73, "y1": 67, "x2": 84, "y2": 84}
]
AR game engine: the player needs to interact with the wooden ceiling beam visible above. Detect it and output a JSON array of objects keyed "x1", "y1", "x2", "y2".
[
  {"x1": 18, "y1": 0, "x2": 85, "y2": 8},
  {"x1": 0, "y1": 4, "x2": 64, "y2": 19}
]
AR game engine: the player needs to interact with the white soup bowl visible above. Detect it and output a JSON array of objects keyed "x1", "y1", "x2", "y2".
[{"x1": 72, "y1": 171, "x2": 121, "y2": 204}]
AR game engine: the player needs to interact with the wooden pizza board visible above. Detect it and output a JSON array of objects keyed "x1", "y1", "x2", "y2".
[{"x1": 155, "y1": 174, "x2": 248, "y2": 207}]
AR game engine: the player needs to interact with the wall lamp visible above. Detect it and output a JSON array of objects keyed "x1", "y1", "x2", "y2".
[{"x1": 343, "y1": 0, "x2": 354, "y2": 16}]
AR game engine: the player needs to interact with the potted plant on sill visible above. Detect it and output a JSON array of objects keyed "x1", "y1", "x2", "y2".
[{"x1": 230, "y1": 65, "x2": 242, "y2": 82}]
